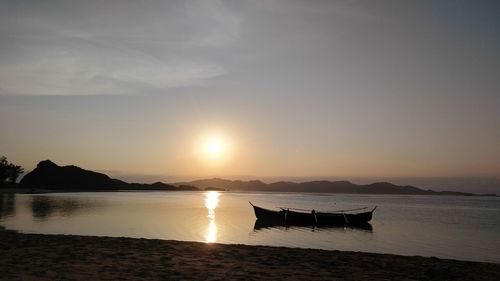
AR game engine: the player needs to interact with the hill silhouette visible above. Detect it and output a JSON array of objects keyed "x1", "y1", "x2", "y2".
[
  {"x1": 20, "y1": 160, "x2": 193, "y2": 191},
  {"x1": 19, "y1": 160, "x2": 495, "y2": 195},
  {"x1": 176, "y1": 178, "x2": 494, "y2": 196}
]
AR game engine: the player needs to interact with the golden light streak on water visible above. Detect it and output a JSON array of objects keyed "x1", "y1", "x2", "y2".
[{"x1": 204, "y1": 191, "x2": 220, "y2": 243}]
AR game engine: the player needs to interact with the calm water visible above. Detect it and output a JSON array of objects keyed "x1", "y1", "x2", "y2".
[{"x1": 1, "y1": 191, "x2": 499, "y2": 263}]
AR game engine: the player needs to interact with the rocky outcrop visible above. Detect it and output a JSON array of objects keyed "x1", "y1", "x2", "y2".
[{"x1": 20, "y1": 160, "x2": 183, "y2": 191}]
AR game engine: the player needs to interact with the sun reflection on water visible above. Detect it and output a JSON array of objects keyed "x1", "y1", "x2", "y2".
[{"x1": 204, "y1": 191, "x2": 220, "y2": 243}]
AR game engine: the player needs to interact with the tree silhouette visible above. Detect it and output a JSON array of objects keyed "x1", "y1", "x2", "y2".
[{"x1": 0, "y1": 156, "x2": 24, "y2": 187}]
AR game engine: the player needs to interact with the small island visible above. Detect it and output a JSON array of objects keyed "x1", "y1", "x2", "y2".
[{"x1": 204, "y1": 187, "x2": 228, "y2": 191}]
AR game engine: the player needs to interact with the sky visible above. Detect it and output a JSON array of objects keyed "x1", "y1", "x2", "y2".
[{"x1": 1, "y1": 0, "x2": 499, "y2": 188}]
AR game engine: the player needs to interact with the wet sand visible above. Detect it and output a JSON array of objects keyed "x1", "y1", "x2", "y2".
[{"x1": 1, "y1": 229, "x2": 499, "y2": 281}]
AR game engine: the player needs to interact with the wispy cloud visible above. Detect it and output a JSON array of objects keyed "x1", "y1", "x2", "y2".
[
  {"x1": 0, "y1": 0, "x2": 238, "y2": 96},
  {"x1": 0, "y1": 44, "x2": 224, "y2": 96}
]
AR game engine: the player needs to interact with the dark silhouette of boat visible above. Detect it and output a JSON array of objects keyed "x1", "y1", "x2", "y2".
[{"x1": 249, "y1": 202, "x2": 376, "y2": 226}]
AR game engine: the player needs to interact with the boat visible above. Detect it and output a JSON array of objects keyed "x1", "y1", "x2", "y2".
[{"x1": 249, "y1": 202, "x2": 376, "y2": 226}]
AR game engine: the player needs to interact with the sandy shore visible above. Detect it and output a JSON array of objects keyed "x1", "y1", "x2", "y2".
[{"x1": 1, "y1": 229, "x2": 499, "y2": 281}]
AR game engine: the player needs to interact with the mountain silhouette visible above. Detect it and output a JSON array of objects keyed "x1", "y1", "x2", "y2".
[
  {"x1": 176, "y1": 178, "x2": 493, "y2": 196},
  {"x1": 19, "y1": 160, "x2": 495, "y2": 195},
  {"x1": 20, "y1": 160, "x2": 189, "y2": 191}
]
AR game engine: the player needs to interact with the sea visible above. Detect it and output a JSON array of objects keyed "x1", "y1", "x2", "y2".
[{"x1": 1, "y1": 191, "x2": 499, "y2": 263}]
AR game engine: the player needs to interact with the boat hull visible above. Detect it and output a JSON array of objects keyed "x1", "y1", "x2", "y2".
[
  {"x1": 250, "y1": 203, "x2": 375, "y2": 226},
  {"x1": 253, "y1": 219, "x2": 373, "y2": 231}
]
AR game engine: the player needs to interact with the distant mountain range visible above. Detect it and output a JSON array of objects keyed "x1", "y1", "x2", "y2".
[
  {"x1": 175, "y1": 178, "x2": 496, "y2": 196},
  {"x1": 19, "y1": 160, "x2": 496, "y2": 196}
]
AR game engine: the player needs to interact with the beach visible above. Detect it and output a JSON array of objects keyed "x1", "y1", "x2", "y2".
[{"x1": 1, "y1": 228, "x2": 499, "y2": 281}]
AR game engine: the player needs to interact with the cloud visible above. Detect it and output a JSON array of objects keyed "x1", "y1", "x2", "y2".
[
  {"x1": 0, "y1": 0, "x2": 238, "y2": 96},
  {"x1": 0, "y1": 43, "x2": 224, "y2": 96}
]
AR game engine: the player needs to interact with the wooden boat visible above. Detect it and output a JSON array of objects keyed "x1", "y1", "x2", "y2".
[
  {"x1": 249, "y1": 202, "x2": 376, "y2": 226},
  {"x1": 253, "y1": 219, "x2": 373, "y2": 231}
]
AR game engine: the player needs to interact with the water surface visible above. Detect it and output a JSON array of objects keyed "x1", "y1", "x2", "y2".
[{"x1": 1, "y1": 191, "x2": 499, "y2": 263}]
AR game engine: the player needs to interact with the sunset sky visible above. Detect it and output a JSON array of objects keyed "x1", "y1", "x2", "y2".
[{"x1": 1, "y1": 1, "x2": 499, "y2": 183}]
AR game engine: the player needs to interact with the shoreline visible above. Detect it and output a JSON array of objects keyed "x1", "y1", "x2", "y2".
[
  {"x1": 1, "y1": 188, "x2": 497, "y2": 197},
  {"x1": 1, "y1": 229, "x2": 499, "y2": 280}
]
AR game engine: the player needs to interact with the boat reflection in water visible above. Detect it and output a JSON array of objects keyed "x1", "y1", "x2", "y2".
[
  {"x1": 204, "y1": 191, "x2": 220, "y2": 243},
  {"x1": 253, "y1": 220, "x2": 373, "y2": 232}
]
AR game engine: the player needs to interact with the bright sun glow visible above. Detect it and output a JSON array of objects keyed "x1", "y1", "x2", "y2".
[
  {"x1": 206, "y1": 139, "x2": 223, "y2": 156},
  {"x1": 201, "y1": 135, "x2": 229, "y2": 160},
  {"x1": 195, "y1": 132, "x2": 233, "y2": 166}
]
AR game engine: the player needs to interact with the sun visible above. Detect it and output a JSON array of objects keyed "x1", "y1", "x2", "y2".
[
  {"x1": 203, "y1": 136, "x2": 226, "y2": 159},
  {"x1": 195, "y1": 132, "x2": 233, "y2": 165},
  {"x1": 206, "y1": 140, "x2": 222, "y2": 156}
]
